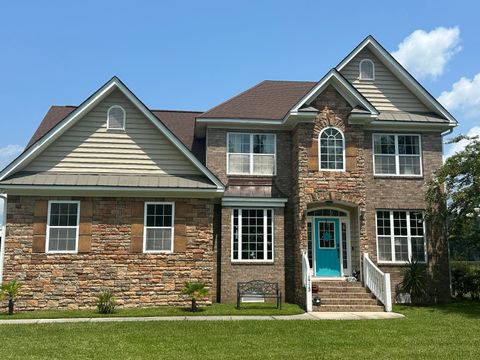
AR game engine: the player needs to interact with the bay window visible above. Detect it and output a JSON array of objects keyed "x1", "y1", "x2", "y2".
[
  {"x1": 227, "y1": 133, "x2": 276, "y2": 175},
  {"x1": 373, "y1": 134, "x2": 422, "y2": 176}
]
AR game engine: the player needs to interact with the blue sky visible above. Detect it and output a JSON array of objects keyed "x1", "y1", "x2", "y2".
[{"x1": 0, "y1": 0, "x2": 479, "y2": 171}]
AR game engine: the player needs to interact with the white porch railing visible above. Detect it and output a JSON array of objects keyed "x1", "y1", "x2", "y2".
[
  {"x1": 301, "y1": 250, "x2": 313, "y2": 312},
  {"x1": 363, "y1": 253, "x2": 392, "y2": 312}
]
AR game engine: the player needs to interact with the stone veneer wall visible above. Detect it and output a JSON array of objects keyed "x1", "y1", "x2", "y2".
[
  {"x1": 2, "y1": 196, "x2": 216, "y2": 310},
  {"x1": 291, "y1": 86, "x2": 367, "y2": 305}
]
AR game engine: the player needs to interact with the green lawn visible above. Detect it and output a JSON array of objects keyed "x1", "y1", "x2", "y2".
[
  {"x1": 0, "y1": 301, "x2": 479, "y2": 359},
  {"x1": 0, "y1": 302, "x2": 303, "y2": 319}
]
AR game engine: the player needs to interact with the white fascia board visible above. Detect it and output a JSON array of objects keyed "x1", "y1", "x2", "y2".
[
  {"x1": 287, "y1": 69, "x2": 378, "y2": 119},
  {"x1": 0, "y1": 77, "x2": 225, "y2": 191},
  {"x1": 336, "y1": 36, "x2": 458, "y2": 126},
  {"x1": 0, "y1": 185, "x2": 223, "y2": 198},
  {"x1": 222, "y1": 197, "x2": 288, "y2": 208}
]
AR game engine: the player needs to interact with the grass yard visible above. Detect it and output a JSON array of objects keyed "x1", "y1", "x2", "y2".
[
  {"x1": 0, "y1": 302, "x2": 303, "y2": 319},
  {"x1": 0, "y1": 300, "x2": 479, "y2": 359}
]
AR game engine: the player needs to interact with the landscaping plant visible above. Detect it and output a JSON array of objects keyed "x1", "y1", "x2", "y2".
[
  {"x1": 96, "y1": 291, "x2": 116, "y2": 314},
  {"x1": 182, "y1": 282, "x2": 209, "y2": 312},
  {"x1": 400, "y1": 260, "x2": 426, "y2": 304},
  {"x1": 1, "y1": 280, "x2": 23, "y2": 315}
]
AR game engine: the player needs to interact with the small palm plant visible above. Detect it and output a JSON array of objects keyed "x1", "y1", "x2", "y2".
[
  {"x1": 1, "y1": 280, "x2": 23, "y2": 315},
  {"x1": 400, "y1": 260, "x2": 426, "y2": 304},
  {"x1": 182, "y1": 282, "x2": 209, "y2": 312}
]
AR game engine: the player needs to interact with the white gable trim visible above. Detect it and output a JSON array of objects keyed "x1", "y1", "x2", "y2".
[
  {"x1": 336, "y1": 35, "x2": 457, "y2": 126},
  {"x1": 0, "y1": 77, "x2": 224, "y2": 191},
  {"x1": 287, "y1": 69, "x2": 379, "y2": 119}
]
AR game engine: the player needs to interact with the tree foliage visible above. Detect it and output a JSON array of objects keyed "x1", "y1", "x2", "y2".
[{"x1": 426, "y1": 135, "x2": 480, "y2": 260}]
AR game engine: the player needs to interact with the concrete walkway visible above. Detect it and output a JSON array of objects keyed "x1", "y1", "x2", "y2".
[{"x1": 0, "y1": 312, "x2": 403, "y2": 325}]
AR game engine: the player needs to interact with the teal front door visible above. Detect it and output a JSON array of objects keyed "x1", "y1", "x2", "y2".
[{"x1": 314, "y1": 218, "x2": 341, "y2": 276}]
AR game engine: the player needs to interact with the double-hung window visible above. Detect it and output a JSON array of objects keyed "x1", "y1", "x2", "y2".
[
  {"x1": 46, "y1": 201, "x2": 80, "y2": 253},
  {"x1": 232, "y1": 209, "x2": 273, "y2": 261},
  {"x1": 227, "y1": 133, "x2": 276, "y2": 175},
  {"x1": 376, "y1": 210, "x2": 426, "y2": 263},
  {"x1": 144, "y1": 202, "x2": 174, "y2": 253},
  {"x1": 373, "y1": 134, "x2": 422, "y2": 176}
]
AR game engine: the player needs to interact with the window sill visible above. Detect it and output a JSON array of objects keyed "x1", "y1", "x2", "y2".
[
  {"x1": 373, "y1": 175, "x2": 423, "y2": 180},
  {"x1": 143, "y1": 251, "x2": 174, "y2": 254},
  {"x1": 45, "y1": 251, "x2": 78, "y2": 254},
  {"x1": 231, "y1": 260, "x2": 275, "y2": 265},
  {"x1": 227, "y1": 174, "x2": 276, "y2": 178}
]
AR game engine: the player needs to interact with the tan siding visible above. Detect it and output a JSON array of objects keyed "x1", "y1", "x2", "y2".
[
  {"x1": 23, "y1": 90, "x2": 201, "y2": 175},
  {"x1": 340, "y1": 48, "x2": 429, "y2": 112}
]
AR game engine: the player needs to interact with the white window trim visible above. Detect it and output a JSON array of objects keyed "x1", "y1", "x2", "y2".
[
  {"x1": 226, "y1": 133, "x2": 277, "y2": 176},
  {"x1": 318, "y1": 127, "x2": 346, "y2": 172},
  {"x1": 143, "y1": 202, "x2": 175, "y2": 254},
  {"x1": 372, "y1": 133, "x2": 423, "y2": 177},
  {"x1": 375, "y1": 209, "x2": 428, "y2": 265},
  {"x1": 107, "y1": 105, "x2": 126, "y2": 130},
  {"x1": 359, "y1": 58, "x2": 375, "y2": 81},
  {"x1": 46, "y1": 200, "x2": 80, "y2": 254},
  {"x1": 231, "y1": 208, "x2": 274, "y2": 263}
]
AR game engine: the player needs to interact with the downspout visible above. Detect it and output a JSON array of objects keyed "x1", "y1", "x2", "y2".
[{"x1": 0, "y1": 193, "x2": 7, "y2": 284}]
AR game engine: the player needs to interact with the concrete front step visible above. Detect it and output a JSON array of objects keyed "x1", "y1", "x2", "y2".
[
  {"x1": 319, "y1": 298, "x2": 379, "y2": 306},
  {"x1": 315, "y1": 287, "x2": 371, "y2": 294},
  {"x1": 316, "y1": 291, "x2": 373, "y2": 298},
  {"x1": 311, "y1": 280, "x2": 384, "y2": 312},
  {"x1": 313, "y1": 304, "x2": 385, "y2": 312}
]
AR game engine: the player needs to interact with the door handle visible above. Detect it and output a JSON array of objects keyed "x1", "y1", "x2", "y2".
[{"x1": 337, "y1": 248, "x2": 340, "y2": 258}]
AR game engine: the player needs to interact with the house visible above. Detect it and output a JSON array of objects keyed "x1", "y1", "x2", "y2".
[{"x1": 0, "y1": 36, "x2": 456, "y2": 312}]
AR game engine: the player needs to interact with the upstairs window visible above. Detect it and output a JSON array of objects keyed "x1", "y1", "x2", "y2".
[
  {"x1": 107, "y1": 105, "x2": 126, "y2": 130},
  {"x1": 227, "y1": 133, "x2": 276, "y2": 175},
  {"x1": 319, "y1": 127, "x2": 345, "y2": 171},
  {"x1": 359, "y1": 59, "x2": 375, "y2": 80},
  {"x1": 373, "y1": 134, "x2": 422, "y2": 176},
  {"x1": 46, "y1": 201, "x2": 80, "y2": 253}
]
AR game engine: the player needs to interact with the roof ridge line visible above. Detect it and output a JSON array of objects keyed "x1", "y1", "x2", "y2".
[{"x1": 197, "y1": 80, "x2": 270, "y2": 118}]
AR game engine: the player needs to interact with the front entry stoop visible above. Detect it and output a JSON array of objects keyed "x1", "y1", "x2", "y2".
[{"x1": 312, "y1": 280, "x2": 385, "y2": 312}]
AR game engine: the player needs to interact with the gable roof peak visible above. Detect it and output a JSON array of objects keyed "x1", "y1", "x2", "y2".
[{"x1": 336, "y1": 35, "x2": 457, "y2": 126}]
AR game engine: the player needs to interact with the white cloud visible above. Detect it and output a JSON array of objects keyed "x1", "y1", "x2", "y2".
[
  {"x1": 445, "y1": 126, "x2": 480, "y2": 158},
  {"x1": 438, "y1": 73, "x2": 480, "y2": 117},
  {"x1": 392, "y1": 27, "x2": 461, "y2": 80},
  {"x1": 0, "y1": 144, "x2": 23, "y2": 170}
]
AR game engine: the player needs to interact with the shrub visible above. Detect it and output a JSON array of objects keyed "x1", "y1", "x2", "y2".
[
  {"x1": 400, "y1": 260, "x2": 426, "y2": 304},
  {"x1": 452, "y1": 262, "x2": 480, "y2": 300},
  {"x1": 182, "y1": 282, "x2": 209, "y2": 312},
  {"x1": 96, "y1": 291, "x2": 116, "y2": 314},
  {"x1": 1, "y1": 280, "x2": 22, "y2": 315}
]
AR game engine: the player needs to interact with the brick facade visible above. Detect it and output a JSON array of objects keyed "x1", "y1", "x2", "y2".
[{"x1": 2, "y1": 196, "x2": 216, "y2": 311}]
